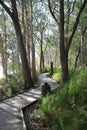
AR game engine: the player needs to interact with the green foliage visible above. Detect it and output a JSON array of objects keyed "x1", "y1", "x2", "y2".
[
  {"x1": 52, "y1": 67, "x2": 62, "y2": 83},
  {"x1": 5, "y1": 78, "x2": 18, "y2": 95},
  {"x1": 38, "y1": 67, "x2": 50, "y2": 74},
  {"x1": 42, "y1": 67, "x2": 50, "y2": 73},
  {"x1": 68, "y1": 68, "x2": 87, "y2": 104},
  {"x1": 4, "y1": 74, "x2": 24, "y2": 96},
  {"x1": 40, "y1": 68, "x2": 87, "y2": 130}
]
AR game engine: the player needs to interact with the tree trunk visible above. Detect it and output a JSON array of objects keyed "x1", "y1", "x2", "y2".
[
  {"x1": 21, "y1": 0, "x2": 31, "y2": 67},
  {"x1": 80, "y1": 0, "x2": 84, "y2": 66},
  {"x1": 30, "y1": 0, "x2": 36, "y2": 82},
  {"x1": 74, "y1": 46, "x2": 81, "y2": 68},
  {"x1": 60, "y1": 50, "x2": 68, "y2": 83},
  {"x1": 40, "y1": 50, "x2": 44, "y2": 72},
  {"x1": 40, "y1": 32, "x2": 44, "y2": 72},
  {"x1": 59, "y1": 0, "x2": 68, "y2": 83},
  {"x1": 22, "y1": 0, "x2": 26, "y2": 48},
  {"x1": 50, "y1": 62, "x2": 53, "y2": 75},
  {"x1": 12, "y1": 1, "x2": 34, "y2": 88},
  {"x1": 12, "y1": 17, "x2": 34, "y2": 88}
]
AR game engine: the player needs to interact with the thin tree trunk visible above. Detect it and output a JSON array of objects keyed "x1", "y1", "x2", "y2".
[
  {"x1": 80, "y1": 0, "x2": 84, "y2": 66},
  {"x1": 30, "y1": 0, "x2": 36, "y2": 82},
  {"x1": 22, "y1": 0, "x2": 26, "y2": 48},
  {"x1": 75, "y1": 46, "x2": 81, "y2": 68},
  {"x1": 40, "y1": 32, "x2": 44, "y2": 72}
]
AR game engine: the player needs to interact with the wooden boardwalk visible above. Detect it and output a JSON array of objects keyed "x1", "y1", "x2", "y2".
[{"x1": 0, "y1": 73, "x2": 57, "y2": 130}]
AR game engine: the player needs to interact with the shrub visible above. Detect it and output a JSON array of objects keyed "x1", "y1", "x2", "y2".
[{"x1": 4, "y1": 74, "x2": 24, "y2": 95}]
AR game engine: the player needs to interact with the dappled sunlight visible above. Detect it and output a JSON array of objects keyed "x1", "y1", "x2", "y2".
[
  {"x1": 30, "y1": 89, "x2": 41, "y2": 95},
  {"x1": 0, "y1": 72, "x2": 57, "y2": 129},
  {"x1": 4, "y1": 95, "x2": 37, "y2": 108}
]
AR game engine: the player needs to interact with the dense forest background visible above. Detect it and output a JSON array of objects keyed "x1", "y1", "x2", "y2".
[
  {"x1": 0, "y1": 0, "x2": 87, "y2": 130},
  {"x1": 0, "y1": 0, "x2": 87, "y2": 84}
]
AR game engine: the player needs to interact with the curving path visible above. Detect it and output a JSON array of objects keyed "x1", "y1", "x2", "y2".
[
  {"x1": 0, "y1": 73, "x2": 57, "y2": 130},
  {"x1": 38, "y1": 73, "x2": 57, "y2": 89}
]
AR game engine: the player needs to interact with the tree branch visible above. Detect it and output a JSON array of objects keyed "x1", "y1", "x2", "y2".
[
  {"x1": 48, "y1": 0, "x2": 59, "y2": 25},
  {"x1": 10, "y1": 0, "x2": 18, "y2": 15},
  {"x1": 70, "y1": 0, "x2": 76, "y2": 14},
  {"x1": 0, "y1": 0, "x2": 13, "y2": 18},
  {"x1": 67, "y1": 0, "x2": 87, "y2": 52}
]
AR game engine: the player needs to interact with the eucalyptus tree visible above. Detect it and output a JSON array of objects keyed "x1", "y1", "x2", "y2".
[
  {"x1": 48, "y1": 0, "x2": 87, "y2": 83},
  {"x1": 21, "y1": 0, "x2": 36, "y2": 81},
  {"x1": 43, "y1": 22, "x2": 59, "y2": 67},
  {"x1": 30, "y1": 0, "x2": 36, "y2": 81},
  {"x1": 0, "y1": 0, "x2": 34, "y2": 88},
  {"x1": 68, "y1": 1, "x2": 87, "y2": 68},
  {"x1": 33, "y1": 0, "x2": 51, "y2": 72},
  {"x1": 21, "y1": 0, "x2": 31, "y2": 67}
]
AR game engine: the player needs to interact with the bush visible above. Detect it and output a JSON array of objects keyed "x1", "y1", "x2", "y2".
[{"x1": 4, "y1": 74, "x2": 24, "y2": 96}]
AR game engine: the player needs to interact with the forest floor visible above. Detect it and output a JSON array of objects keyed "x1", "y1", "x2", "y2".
[{"x1": 24, "y1": 100, "x2": 50, "y2": 130}]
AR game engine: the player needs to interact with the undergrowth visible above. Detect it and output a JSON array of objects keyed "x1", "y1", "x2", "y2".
[
  {"x1": 4, "y1": 74, "x2": 24, "y2": 96},
  {"x1": 40, "y1": 68, "x2": 87, "y2": 130},
  {"x1": 51, "y1": 67, "x2": 62, "y2": 83}
]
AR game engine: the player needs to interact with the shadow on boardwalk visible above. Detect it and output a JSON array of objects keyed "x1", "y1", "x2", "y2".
[{"x1": 0, "y1": 73, "x2": 57, "y2": 130}]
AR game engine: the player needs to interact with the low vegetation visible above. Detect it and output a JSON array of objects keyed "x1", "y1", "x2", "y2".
[
  {"x1": 51, "y1": 67, "x2": 62, "y2": 83},
  {"x1": 0, "y1": 73, "x2": 24, "y2": 99},
  {"x1": 0, "y1": 67, "x2": 87, "y2": 130},
  {"x1": 40, "y1": 68, "x2": 87, "y2": 130}
]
